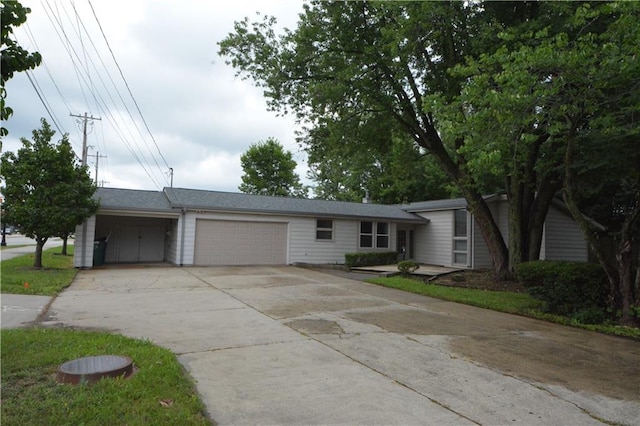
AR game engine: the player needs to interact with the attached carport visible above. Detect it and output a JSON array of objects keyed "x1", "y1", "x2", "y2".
[
  {"x1": 74, "y1": 188, "x2": 180, "y2": 268},
  {"x1": 193, "y1": 219, "x2": 287, "y2": 266},
  {"x1": 94, "y1": 214, "x2": 172, "y2": 263}
]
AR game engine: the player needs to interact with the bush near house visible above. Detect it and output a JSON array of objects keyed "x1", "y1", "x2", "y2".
[
  {"x1": 345, "y1": 252, "x2": 398, "y2": 268},
  {"x1": 397, "y1": 260, "x2": 420, "y2": 275},
  {"x1": 516, "y1": 260, "x2": 609, "y2": 323}
]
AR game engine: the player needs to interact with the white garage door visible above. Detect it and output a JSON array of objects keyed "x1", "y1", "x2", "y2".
[{"x1": 194, "y1": 220, "x2": 287, "y2": 266}]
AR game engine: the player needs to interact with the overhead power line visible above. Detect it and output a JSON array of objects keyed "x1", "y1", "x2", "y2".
[{"x1": 87, "y1": 0, "x2": 171, "y2": 173}]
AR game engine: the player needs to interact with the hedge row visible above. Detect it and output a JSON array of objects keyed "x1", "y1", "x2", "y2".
[
  {"x1": 345, "y1": 252, "x2": 398, "y2": 268},
  {"x1": 516, "y1": 260, "x2": 609, "y2": 321}
]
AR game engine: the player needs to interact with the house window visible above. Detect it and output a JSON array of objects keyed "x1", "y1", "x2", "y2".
[
  {"x1": 376, "y1": 222, "x2": 389, "y2": 248},
  {"x1": 360, "y1": 221, "x2": 373, "y2": 247},
  {"x1": 316, "y1": 219, "x2": 333, "y2": 240},
  {"x1": 360, "y1": 221, "x2": 389, "y2": 248},
  {"x1": 453, "y1": 209, "x2": 468, "y2": 265}
]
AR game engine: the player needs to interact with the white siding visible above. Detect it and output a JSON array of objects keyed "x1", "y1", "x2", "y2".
[
  {"x1": 73, "y1": 215, "x2": 96, "y2": 268},
  {"x1": 180, "y1": 212, "x2": 198, "y2": 265},
  {"x1": 543, "y1": 207, "x2": 588, "y2": 262},
  {"x1": 413, "y1": 210, "x2": 452, "y2": 266},
  {"x1": 180, "y1": 211, "x2": 401, "y2": 266},
  {"x1": 166, "y1": 219, "x2": 179, "y2": 264},
  {"x1": 288, "y1": 217, "x2": 360, "y2": 264}
]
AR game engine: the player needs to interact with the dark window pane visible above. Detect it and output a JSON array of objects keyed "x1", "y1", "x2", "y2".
[
  {"x1": 360, "y1": 221, "x2": 373, "y2": 234},
  {"x1": 317, "y1": 219, "x2": 333, "y2": 229},
  {"x1": 376, "y1": 236, "x2": 389, "y2": 248},
  {"x1": 454, "y1": 210, "x2": 467, "y2": 237},
  {"x1": 454, "y1": 252, "x2": 467, "y2": 264},
  {"x1": 316, "y1": 230, "x2": 333, "y2": 240},
  {"x1": 360, "y1": 235, "x2": 373, "y2": 248},
  {"x1": 454, "y1": 240, "x2": 467, "y2": 251},
  {"x1": 376, "y1": 222, "x2": 388, "y2": 235}
]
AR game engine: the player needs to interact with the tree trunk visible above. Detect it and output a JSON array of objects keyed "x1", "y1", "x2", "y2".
[
  {"x1": 462, "y1": 187, "x2": 510, "y2": 280},
  {"x1": 419, "y1": 130, "x2": 510, "y2": 280},
  {"x1": 61, "y1": 235, "x2": 68, "y2": 256},
  {"x1": 562, "y1": 131, "x2": 639, "y2": 324},
  {"x1": 526, "y1": 179, "x2": 561, "y2": 262},
  {"x1": 507, "y1": 177, "x2": 525, "y2": 271},
  {"x1": 616, "y1": 199, "x2": 640, "y2": 325},
  {"x1": 33, "y1": 237, "x2": 47, "y2": 268}
]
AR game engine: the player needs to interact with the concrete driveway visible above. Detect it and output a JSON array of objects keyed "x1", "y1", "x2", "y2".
[{"x1": 43, "y1": 266, "x2": 639, "y2": 425}]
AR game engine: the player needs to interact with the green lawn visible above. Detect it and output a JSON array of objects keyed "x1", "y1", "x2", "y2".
[
  {"x1": 367, "y1": 276, "x2": 640, "y2": 340},
  {"x1": 1, "y1": 245, "x2": 77, "y2": 295},
  {"x1": 367, "y1": 276, "x2": 543, "y2": 314},
  {"x1": 1, "y1": 328, "x2": 210, "y2": 425}
]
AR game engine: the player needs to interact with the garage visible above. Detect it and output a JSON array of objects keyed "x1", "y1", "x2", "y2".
[
  {"x1": 95, "y1": 215, "x2": 169, "y2": 264},
  {"x1": 194, "y1": 219, "x2": 287, "y2": 266}
]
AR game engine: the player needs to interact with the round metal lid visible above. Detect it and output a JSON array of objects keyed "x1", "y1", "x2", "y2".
[{"x1": 56, "y1": 355, "x2": 134, "y2": 385}]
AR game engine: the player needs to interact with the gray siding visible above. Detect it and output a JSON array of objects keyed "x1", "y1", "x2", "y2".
[
  {"x1": 288, "y1": 217, "x2": 359, "y2": 264},
  {"x1": 413, "y1": 210, "x2": 452, "y2": 266},
  {"x1": 543, "y1": 207, "x2": 588, "y2": 262}
]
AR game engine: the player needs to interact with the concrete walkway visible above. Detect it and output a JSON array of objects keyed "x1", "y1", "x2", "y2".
[
  {"x1": 1, "y1": 236, "x2": 67, "y2": 328},
  {"x1": 41, "y1": 266, "x2": 639, "y2": 425}
]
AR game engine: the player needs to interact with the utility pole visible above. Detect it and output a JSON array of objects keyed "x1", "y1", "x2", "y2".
[
  {"x1": 70, "y1": 112, "x2": 101, "y2": 166},
  {"x1": 70, "y1": 112, "x2": 101, "y2": 269},
  {"x1": 88, "y1": 152, "x2": 107, "y2": 184},
  {"x1": 169, "y1": 167, "x2": 173, "y2": 188}
]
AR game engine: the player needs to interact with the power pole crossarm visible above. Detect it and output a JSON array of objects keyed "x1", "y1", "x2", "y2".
[
  {"x1": 70, "y1": 113, "x2": 101, "y2": 166},
  {"x1": 88, "y1": 152, "x2": 108, "y2": 184}
]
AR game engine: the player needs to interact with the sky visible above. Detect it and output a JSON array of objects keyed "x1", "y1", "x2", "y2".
[{"x1": 3, "y1": 0, "x2": 308, "y2": 193}]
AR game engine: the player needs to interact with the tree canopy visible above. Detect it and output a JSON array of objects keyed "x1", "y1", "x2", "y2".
[
  {"x1": 1, "y1": 0, "x2": 42, "y2": 139},
  {"x1": 219, "y1": 1, "x2": 639, "y2": 283},
  {"x1": 238, "y1": 138, "x2": 307, "y2": 198},
  {"x1": 1, "y1": 119, "x2": 99, "y2": 267}
]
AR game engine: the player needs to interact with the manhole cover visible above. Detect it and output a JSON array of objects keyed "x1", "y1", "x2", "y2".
[{"x1": 56, "y1": 355, "x2": 134, "y2": 385}]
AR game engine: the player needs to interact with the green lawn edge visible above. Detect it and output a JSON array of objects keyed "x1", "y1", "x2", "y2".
[
  {"x1": 1, "y1": 328, "x2": 211, "y2": 425},
  {"x1": 1, "y1": 245, "x2": 78, "y2": 295},
  {"x1": 366, "y1": 276, "x2": 640, "y2": 340}
]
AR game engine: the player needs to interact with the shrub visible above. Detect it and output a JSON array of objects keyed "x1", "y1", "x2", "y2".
[
  {"x1": 516, "y1": 261, "x2": 609, "y2": 317},
  {"x1": 345, "y1": 252, "x2": 398, "y2": 268},
  {"x1": 397, "y1": 260, "x2": 420, "y2": 275}
]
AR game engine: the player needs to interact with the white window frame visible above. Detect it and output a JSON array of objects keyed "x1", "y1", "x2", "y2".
[
  {"x1": 376, "y1": 222, "x2": 389, "y2": 249},
  {"x1": 359, "y1": 221, "x2": 390, "y2": 249},
  {"x1": 316, "y1": 219, "x2": 334, "y2": 241},
  {"x1": 453, "y1": 209, "x2": 469, "y2": 266}
]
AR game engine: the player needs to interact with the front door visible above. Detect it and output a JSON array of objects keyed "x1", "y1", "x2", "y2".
[{"x1": 397, "y1": 230, "x2": 414, "y2": 260}]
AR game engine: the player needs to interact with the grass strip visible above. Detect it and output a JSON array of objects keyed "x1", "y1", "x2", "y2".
[
  {"x1": 1, "y1": 328, "x2": 210, "y2": 425},
  {"x1": 367, "y1": 276, "x2": 640, "y2": 340},
  {"x1": 367, "y1": 276, "x2": 542, "y2": 313},
  {"x1": 1, "y1": 246, "x2": 77, "y2": 295}
]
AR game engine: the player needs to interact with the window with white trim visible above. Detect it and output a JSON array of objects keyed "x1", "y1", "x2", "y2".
[
  {"x1": 359, "y1": 221, "x2": 389, "y2": 248},
  {"x1": 376, "y1": 222, "x2": 389, "y2": 248},
  {"x1": 316, "y1": 219, "x2": 333, "y2": 240},
  {"x1": 453, "y1": 209, "x2": 468, "y2": 265}
]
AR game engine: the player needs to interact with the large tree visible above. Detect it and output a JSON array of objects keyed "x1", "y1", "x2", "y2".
[
  {"x1": 440, "y1": 2, "x2": 640, "y2": 322},
  {"x1": 220, "y1": 1, "x2": 560, "y2": 278},
  {"x1": 1, "y1": 119, "x2": 99, "y2": 268},
  {"x1": 219, "y1": 1, "x2": 634, "y2": 279},
  {"x1": 1, "y1": 0, "x2": 42, "y2": 140},
  {"x1": 239, "y1": 137, "x2": 307, "y2": 197}
]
